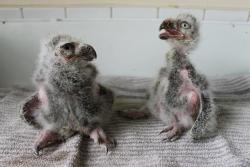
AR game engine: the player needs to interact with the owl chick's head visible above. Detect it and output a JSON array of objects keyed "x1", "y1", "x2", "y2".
[
  {"x1": 44, "y1": 34, "x2": 97, "y2": 64},
  {"x1": 159, "y1": 14, "x2": 200, "y2": 52}
]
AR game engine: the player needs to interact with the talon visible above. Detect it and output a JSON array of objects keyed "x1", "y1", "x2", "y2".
[
  {"x1": 162, "y1": 138, "x2": 170, "y2": 142},
  {"x1": 159, "y1": 126, "x2": 173, "y2": 135},
  {"x1": 34, "y1": 146, "x2": 41, "y2": 156},
  {"x1": 106, "y1": 146, "x2": 109, "y2": 155},
  {"x1": 170, "y1": 135, "x2": 180, "y2": 141},
  {"x1": 168, "y1": 134, "x2": 180, "y2": 141},
  {"x1": 89, "y1": 128, "x2": 116, "y2": 154},
  {"x1": 112, "y1": 139, "x2": 117, "y2": 148},
  {"x1": 162, "y1": 135, "x2": 179, "y2": 142},
  {"x1": 97, "y1": 137, "x2": 103, "y2": 145}
]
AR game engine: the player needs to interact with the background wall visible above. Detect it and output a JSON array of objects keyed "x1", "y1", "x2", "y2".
[{"x1": 0, "y1": 7, "x2": 250, "y2": 87}]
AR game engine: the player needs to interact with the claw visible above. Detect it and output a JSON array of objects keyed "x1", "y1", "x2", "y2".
[
  {"x1": 34, "y1": 145, "x2": 41, "y2": 156},
  {"x1": 106, "y1": 146, "x2": 109, "y2": 155},
  {"x1": 105, "y1": 138, "x2": 116, "y2": 154},
  {"x1": 89, "y1": 128, "x2": 116, "y2": 154},
  {"x1": 162, "y1": 138, "x2": 170, "y2": 142},
  {"x1": 162, "y1": 134, "x2": 180, "y2": 142},
  {"x1": 33, "y1": 130, "x2": 62, "y2": 156},
  {"x1": 112, "y1": 139, "x2": 117, "y2": 148},
  {"x1": 159, "y1": 126, "x2": 173, "y2": 135},
  {"x1": 170, "y1": 135, "x2": 180, "y2": 141}
]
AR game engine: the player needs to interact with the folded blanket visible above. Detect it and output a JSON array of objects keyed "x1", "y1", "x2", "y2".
[{"x1": 0, "y1": 75, "x2": 250, "y2": 167}]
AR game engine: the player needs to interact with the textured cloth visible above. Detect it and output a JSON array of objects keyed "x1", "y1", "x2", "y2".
[{"x1": 0, "y1": 75, "x2": 250, "y2": 167}]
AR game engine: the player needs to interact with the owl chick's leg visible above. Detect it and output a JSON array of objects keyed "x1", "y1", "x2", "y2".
[
  {"x1": 161, "y1": 73, "x2": 200, "y2": 141},
  {"x1": 89, "y1": 128, "x2": 116, "y2": 153},
  {"x1": 160, "y1": 91, "x2": 200, "y2": 141},
  {"x1": 20, "y1": 92, "x2": 41, "y2": 127},
  {"x1": 34, "y1": 130, "x2": 64, "y2": 156}
]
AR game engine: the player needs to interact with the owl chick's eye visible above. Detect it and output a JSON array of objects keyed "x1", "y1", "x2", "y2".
[
  {"x1": 61, "y1": 42, "x2": 75, "y2": 50},
  {"x1": 180, "y1": 21, "x2": 191, "y2": 29}
]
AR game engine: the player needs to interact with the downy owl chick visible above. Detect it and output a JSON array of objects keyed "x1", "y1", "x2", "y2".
[
  {"x1": 20, "y1": 34, "x2": 115, "y2": 155},
  {"x1": 118, "y1": 14, "x2": 217, "y2": 141},
  {"x1": 148, "y1": 14, "x2": 217, "y2": 141}
]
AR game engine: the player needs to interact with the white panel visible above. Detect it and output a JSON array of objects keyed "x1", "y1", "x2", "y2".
[
  {"x1": 205, "y1": 10, "x2": 249, "y2": 21},
  {"x1": 0, "y1": 8, "x2": 21, "y2": 19},
  {"x1": 112, "y1": 7, "x2": 157, "y2": 18},
  {"x1": 67, "y1": 7, "x2": 110, "y2": 19},
  {"x1": 23, "y1": 8, "x2": 65, "y2": 19},
  {"x1": 159, "y1": 8, "x2": 204, "y2": 20},
  {"x1": 0, "y1": 20, "x2": 250, "y2": 87}
]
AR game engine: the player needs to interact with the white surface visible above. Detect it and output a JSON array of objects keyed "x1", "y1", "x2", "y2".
[
  {"x1": 159, "y1": 8, "x2": 204, "y2": 20},
  {"x1": 112, "y1": 7, "x2": 157, "y2": 18},
  {"x1": 23, "y1": 8, "x2": 65, "y2": 19},
  {"x1": 205, "y1": 10, "x2": 249, "y2": 21},
  {"x1": 0, "y1": 8, "x2": 21, "y2": 19},
  {"x1": 67, "y1": 7, "x2": 110, "y2": 19},
  {"x1": 0, "y1": 20, "x2": 250, "y2": 87}
]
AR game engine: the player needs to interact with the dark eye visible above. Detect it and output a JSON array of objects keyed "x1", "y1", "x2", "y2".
[
  {"x1": 181, "y1": 21, "x2": 191, "y2": 29},
  {"x1": 61, "y1": 42, "x2": 75, "y2": 50}
]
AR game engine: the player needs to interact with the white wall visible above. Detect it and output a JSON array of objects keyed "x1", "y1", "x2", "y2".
[{"x1": 0, "y1": 7, "x2": 250, "y2": 87}]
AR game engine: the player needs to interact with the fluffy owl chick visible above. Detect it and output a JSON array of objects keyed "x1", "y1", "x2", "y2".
[
  {"x1": 20, "y1": 34, "x2": 115, "y2": 155},
  {"x1": 148, "y1": 14, "x2": 217, "y2": 141}
]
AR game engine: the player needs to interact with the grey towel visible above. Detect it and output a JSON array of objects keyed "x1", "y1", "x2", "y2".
[{"x1": 0, "y1": 75, "x2": 250, "y2": 167}]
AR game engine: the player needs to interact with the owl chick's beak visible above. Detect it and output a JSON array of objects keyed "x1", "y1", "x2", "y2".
[
  {"x1": 81, "y1": 44, "x2": 97, "y2": 61},
  {"x1": 159, "y1": 19, "x2": 185, "y2": 40}
]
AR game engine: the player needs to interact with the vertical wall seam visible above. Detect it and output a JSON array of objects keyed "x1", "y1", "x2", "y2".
[
  {"x1": 156, "y1": 7, "x2": 160, "y2": 18},
  {"x1": 64, "y1": 8, "x2": 67, "y2": 18},
  {"x1": 20, "y1": 8, "x2": 24, "y2": 18},
  {"x1": 247, "y1": 10, "x2": 250, "y2": 21},
  {"x1": 110, "y1": 7, "x2": 113, "y2": 18},
  {"x1": 202, "y1": 9, "x2": 206, "y2": 20}
]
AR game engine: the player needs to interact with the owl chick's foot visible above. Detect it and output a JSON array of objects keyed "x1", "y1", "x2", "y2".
[
  {"x1": 160, "y1": 121, "x2": 185, "y2": 142},
  {"x1": 90, "y1": 128, "x2": 116, "y2": 154},
  {"x1": 34, "y1": 130, "x2": 64, "y2": 156}
]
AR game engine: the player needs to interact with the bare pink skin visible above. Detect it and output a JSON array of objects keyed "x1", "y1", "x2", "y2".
[
  {"x1": 38, "y1": 85, "x2": 48, "y2": 107},
  {"x1": 179, "y1": 69, "x2": 200, "y2": 119},
  {"x1": 160, "y1": 69, "x2": 200, "y2": 141}
]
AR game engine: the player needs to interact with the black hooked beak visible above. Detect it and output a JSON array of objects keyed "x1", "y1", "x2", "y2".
[
  {"x1": 81, "y1": 44, "x2": 97, "y2": 61},
  {"x1": 159, "y1": 19, "x2": 185, "y2": 40},
  {"x1": 159, "y1": 19, "x2": 175, "y2": 31}
]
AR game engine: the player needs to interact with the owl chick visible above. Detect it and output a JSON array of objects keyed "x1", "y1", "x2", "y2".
[
  {"x1": 20, "y1": 34, "x2": 115, "y2": 155},
  {"x1": 118, "y1": 14, "x2": 217, "y2": 141},
  {"x1": 148, "y1": 14, "x2": 217, "y2": 141}
]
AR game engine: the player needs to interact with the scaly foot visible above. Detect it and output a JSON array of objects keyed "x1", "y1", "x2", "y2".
[
  {"x1": 89, "y1": 128, "x2": 116, "y2": 154},
  {"x1": 159, "y1": 121, "x2": 185, "y2": 142}
]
